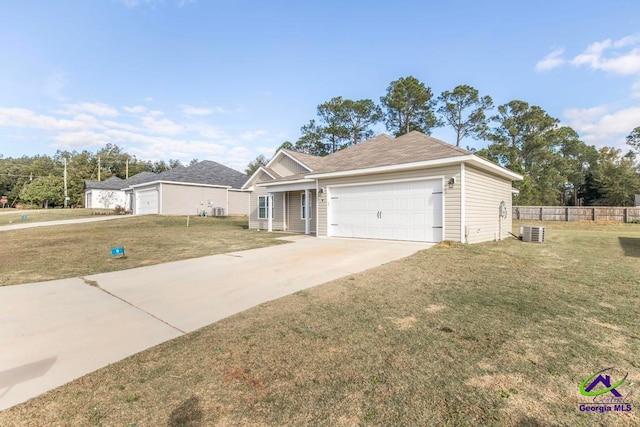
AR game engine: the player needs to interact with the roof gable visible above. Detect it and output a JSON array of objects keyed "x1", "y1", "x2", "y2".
[
  {"x1": 266, "y1": 149, "x2": 325, "y2": 175},
  {"x1": 281, "y1": 149, "x2": 325, "y2": 170},
  {"x1": 241, "y1": 166, "x2": 281, "y2": 189}
]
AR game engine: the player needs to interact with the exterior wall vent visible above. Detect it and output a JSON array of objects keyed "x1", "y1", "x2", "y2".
[{"x1": 520, "y1": 225, "x2": 545, "y2": 243}]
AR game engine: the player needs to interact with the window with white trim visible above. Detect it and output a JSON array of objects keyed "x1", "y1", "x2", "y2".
[
  {"x1": 258, "y1": 195, "x2": 271, "y2": 219},
  {"x1": 301, "y1": 192, "x2": 312, "y2": 219}
]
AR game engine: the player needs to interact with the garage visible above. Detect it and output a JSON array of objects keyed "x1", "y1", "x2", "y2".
[
  {"x1": 328, "y1": 178, "x2": 443, "y2": 242},
  {"x1": 136, "y1": 188, "x2": 159, "y2": 215}
]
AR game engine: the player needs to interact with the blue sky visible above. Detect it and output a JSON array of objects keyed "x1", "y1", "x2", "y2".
[{"x1": 1, "y1": 0, "x2": 639, "y2": 172}]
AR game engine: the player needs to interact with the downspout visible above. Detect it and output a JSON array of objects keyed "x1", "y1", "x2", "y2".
[{"x1": 460, "y1": 163, "x2": 466, "y2": 243}]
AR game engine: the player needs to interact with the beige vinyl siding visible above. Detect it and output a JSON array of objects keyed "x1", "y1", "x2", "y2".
[
  {"x1": 318, "y1": 165, "x2": 461, "y2": 240},
  {"x1": 228, "y1": 190, "x2": 250, "y2": 216},
  {"x1": 160, "y1": 183, "x2": 227, "y2": 215},
  {"x1": 464, "y1": 165, "x2": 513, "y2": 244},
  {"x1": 286, "y1": 191, "x2": 317, "y2": 233},
  {"x1": 248, "y1": 172, "x2": 285, "y2": 230},
  {"x1": 270, "y1": 154, "x2": 310, "y2": 177}
]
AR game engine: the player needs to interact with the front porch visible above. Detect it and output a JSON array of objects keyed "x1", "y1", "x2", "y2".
[
  {"x1": 258, "y1": 189, "x2": 317, "y2": 235},
  {"x1": 258, "y1": 184, "x2": 317, "y2": 235}
]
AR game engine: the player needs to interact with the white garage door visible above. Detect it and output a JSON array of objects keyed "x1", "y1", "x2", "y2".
[
  {"x1": 328, "y1": 179, "x2": 443, "y2": 242},
  {"x1": 136, "y1": 189, "x2": 159, "y2": 215}
]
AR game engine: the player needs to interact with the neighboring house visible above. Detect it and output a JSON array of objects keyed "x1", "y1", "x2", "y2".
[
  {"x1": 242, "y1": 131, "x2": 523, "y2": 244},
  {"x1": 85, "y1": 172, "x2": 157, "y2": 210},
  {"x1": 126, "y1": 161, "x2": 250, "y2": 216},
  {"x1": 84, "y1": 176, "x2": 127, "y2": 209}
]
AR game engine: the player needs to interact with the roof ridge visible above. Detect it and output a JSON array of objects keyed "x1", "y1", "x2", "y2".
[{"x1": 398, "y1": 131, "x2": 472, "y2": 155}]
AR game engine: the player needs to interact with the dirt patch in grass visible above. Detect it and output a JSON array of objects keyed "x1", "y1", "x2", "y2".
[
  {"x1": 1, "y1": 221, "x2": 639, "y2": 425},
  {"x1": 1, "y1": 215, "x2": 287, "y2": 286}
]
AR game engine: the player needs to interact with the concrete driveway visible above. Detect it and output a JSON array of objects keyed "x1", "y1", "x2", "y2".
[{"x1": 0, "y1": 236, "x2": 432, "y2": 410}]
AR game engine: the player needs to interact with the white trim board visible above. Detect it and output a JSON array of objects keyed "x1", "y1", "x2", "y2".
[
  {"x1": 307, "y1": 155, "x2": 522, "y2": 181},
  {"x1": 129, "y1": 180, "x2": 233, "y2": 190},
  {"x1": 460, "y1": 163, "x2": 466, "y2": 243}
]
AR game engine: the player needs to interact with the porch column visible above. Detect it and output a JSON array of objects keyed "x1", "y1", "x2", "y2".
[
  {"x1": 283, "y1": 192, "x2": 287, "y2": 231},
  {"x1": 267, "y1": 192, "x2": 273, "y2": 232},
  {"x1": 304, "y1": 189, "x2": 310, "y2": 235}
]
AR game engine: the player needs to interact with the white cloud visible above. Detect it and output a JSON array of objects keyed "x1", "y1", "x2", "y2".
[
  {"x1": 118, "y1": 0, "x2": 162, "y2": 8},
  {"x1": 123, "y1": 105, "x2": 148, "y2": 114},
  {"x1": 188, "y1": 122, "x2": 229, "y2": 140},
  {"x1": 141, "y1": 115, "x2": 184, "y2": 135},
  {"x1": 240, "y1": 130, "x2": 267, "y2": 141},
  {"x1": 59, "y1": 102, "x2": 119, "y2": 118},
  {"x1": 535, "y1": 48, "x2": 566, "y2": 72},
  {"x1": 0, "y1": 107, "x2": 87, "y2": 131},
  {"x1": 53, "y1": 131, "x2": 112, "y2": 148},
  {"x1": 180, "y1": 104, "x2": 213, "y2": 116},
  {"x1": 0, "y1": 101, "x2": 268, "y2": 173},
  {"x1": 564, "y1": 104, "x2": 640, "y2": 147},
  {"x1": 537, "y1": 34, "x2": 640, "y2": 78},
  {"x1": 571, "y1": 35, "x2": 640, "y2": 75}
]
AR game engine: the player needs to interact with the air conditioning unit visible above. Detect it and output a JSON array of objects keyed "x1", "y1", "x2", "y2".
[
  {"x1": 211, "y1": 207, "x2": 225, "y2": 217},
  {"x1": 520, "y1": 225, "x2": 545, "y2": 243}
]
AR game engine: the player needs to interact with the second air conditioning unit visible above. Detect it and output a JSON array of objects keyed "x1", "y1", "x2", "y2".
[{"x1": 520, "y1": 225, "x2": 545, "y2": 243}]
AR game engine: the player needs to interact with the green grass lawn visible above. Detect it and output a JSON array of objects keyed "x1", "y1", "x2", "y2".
[
  {"x1": 1, "y1": 221, "x2": 639, "y2": 426},
  {"x1": 0, "y1": 208, "x2": 114, "y2": 225},
  {"x1": 1, "y1": 215, "x2": 288, "y2": 286}
]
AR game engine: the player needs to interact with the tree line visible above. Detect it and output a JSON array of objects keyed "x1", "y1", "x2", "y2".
[
  {"x1": 246, "y1": 76, "x2": 640, "y2": 207},
  {"x1": 0, "y1": 144, "x2": 190, "y2": 208}
]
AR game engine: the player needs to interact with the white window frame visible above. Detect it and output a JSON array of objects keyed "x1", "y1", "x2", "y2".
[
  {"x1": 258, "y1": 195, "x2": 271, "y2": 220},
  {"x1": 301, "y1": 192, "x2": 312, "y2": 219}
]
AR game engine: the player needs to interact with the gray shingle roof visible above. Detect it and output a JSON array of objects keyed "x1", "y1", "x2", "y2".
[
  {"x1": 309, "y1": 131, "x2": 470, "y2": 174},
  {"x1": 84, "y1": 176, "x2": 125, "y2": 190},
  {"x1": 123, "y1": 171, "x2": 157, "y2": 186},
  {"x1": 152, "y1": 160, "x2": 247, "y2": 189},
  {"x1": 263, "y1": 132, "x2": 472, "y2": 183}
]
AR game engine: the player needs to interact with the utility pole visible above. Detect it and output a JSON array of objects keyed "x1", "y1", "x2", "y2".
[
  {"x1": 126, "y1": 158, "x2": 129, "y2": 179},
  {"x1": 98, "y1": 156, "x2": 101, "y2": 181},
  {"x1": 63, "y1": 157, "x2": 69, "y2": 208}
]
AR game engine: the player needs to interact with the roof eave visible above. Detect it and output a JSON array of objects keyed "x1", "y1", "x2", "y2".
[
  {"x1": 258, "y1": 178, "x2": 315, "y2": 187},
  {"x1": 304, "y1": 155, "x2": 522, "y2": 181},
  {"x1": 129, "y1": 180, "x2": 232, "y2": 189},
  {"x1": 241, "y1": 166, "x2": 276, "y2": 190},
  {"x1": 467, "y1": 155, "x2": 523, "y2": 181}
]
